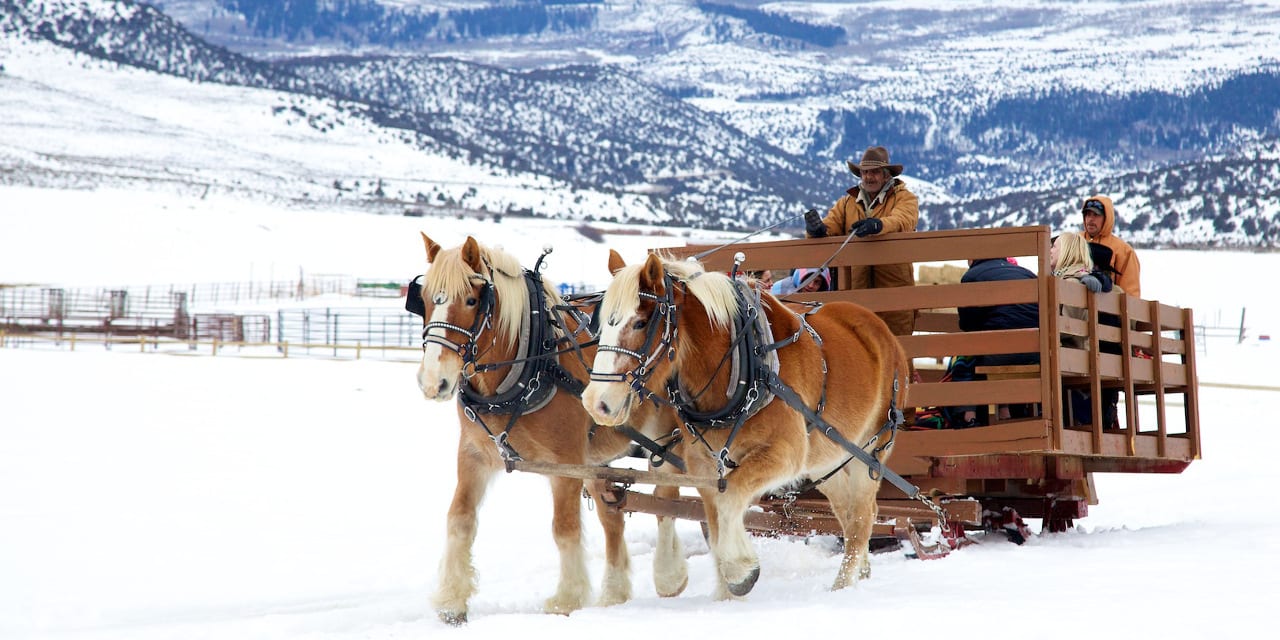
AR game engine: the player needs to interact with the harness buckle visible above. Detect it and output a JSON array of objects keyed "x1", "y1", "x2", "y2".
[
  {"x1": 889, "y1": 406, "x2": 905, "y2": 428},
  {"x1": 717, "y1": 446, "x2": 737, "y2": 474},
  {"x1": 491, "y1": 432, "x2": 522, "y2": 464}
]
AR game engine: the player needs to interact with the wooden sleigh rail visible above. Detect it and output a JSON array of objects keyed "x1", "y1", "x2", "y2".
[
  {"x1": 671, "y1": 226, "x2": 1200, "y2": 459},
  {"x1": 510, "y1": 459, "x2": 982, "y2": 557},
  {"x1": 508, "y1": 460, "x2": 721, "y2": 490}
]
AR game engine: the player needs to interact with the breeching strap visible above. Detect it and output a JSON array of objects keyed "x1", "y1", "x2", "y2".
[{"x1": 762, "y1": 368, "x2": 920, "y2": 499}]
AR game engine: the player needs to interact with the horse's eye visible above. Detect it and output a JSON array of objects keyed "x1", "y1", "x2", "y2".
[
  {"x1": 632, "y1": 319, "x2": 647, "y2": 331},
  {"x1": 432, "y1": 293, "x2": 447, "y2": 305},
  {"x1": 466, "y1": 297, "x2": 478, "y2": 307}
]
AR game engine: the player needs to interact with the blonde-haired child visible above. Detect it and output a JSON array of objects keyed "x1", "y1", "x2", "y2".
[{"x1": 1051, "y1": 232, "x2": 1102, "y2": 292}]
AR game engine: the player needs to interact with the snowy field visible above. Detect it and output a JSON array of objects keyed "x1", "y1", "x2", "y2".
[{"x1": 2, "y1": 185, "x2": 1279, "y2": 639}]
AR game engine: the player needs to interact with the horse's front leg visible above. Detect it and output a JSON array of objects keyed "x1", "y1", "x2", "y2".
[
  {"x1": 432, "y1": 447, "x2": 497, "y2": 626},
  {"x1": 545, "y1": 475, "x2": 592, "y2": 615},
  {"x1": 705, "y1": 436, "x2": 805, "y2": 598},
  {"x1": 705, "y1": 484, "x2": 761, "y2": 597},
  {"x1": 694, "y1": 489, "x2": 737, "y2": 601},
  {"x1": 585, "y1": 479, "x2": 632, "y2": 607}
]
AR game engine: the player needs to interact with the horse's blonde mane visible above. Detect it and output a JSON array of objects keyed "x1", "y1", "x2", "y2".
[
  {"x1": 426, "y1": 241, "x2": 562, "y2": 341},
  {"x1": 603, "y1": 253, "x2": 738, "y2": 330}
]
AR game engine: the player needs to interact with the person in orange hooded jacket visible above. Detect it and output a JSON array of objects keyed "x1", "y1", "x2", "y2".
[
  {"x1": 1080, "y1": 195, "x2": 1141, "y2": 298},
  {"x1": 1080, "y1": 195, "x2": 1143, "y2": 430},
  {"x1": 802, "y1": 146, "x2": 918, "y2": 336}
]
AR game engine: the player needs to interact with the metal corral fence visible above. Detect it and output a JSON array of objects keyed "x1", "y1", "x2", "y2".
[
  {"x1": 0, "y1": 275, "x2": 401, "y2": 314},
  {"x1": 1194, "y1": 307, "x2": 1249, "y2": 354},
  {"x1": 274, "y1": 307, "x2": 421, "y2": 355},
  {"x1": 1, "y1": 280, "x2": 422, "y2": 361}
]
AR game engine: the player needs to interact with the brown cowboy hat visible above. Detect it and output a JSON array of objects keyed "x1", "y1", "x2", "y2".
[{"x1": 846, "y1": 146, "x2": 904, "y2": 177}]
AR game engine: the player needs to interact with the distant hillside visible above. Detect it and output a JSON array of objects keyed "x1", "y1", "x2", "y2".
[
  {"x1": 817, "y1": 70, "x2": 1280, "y2": 196},
  {"x1": 218, "y1": 0, "x2": 600, "y2": 45},
  {"x1": 286, "y1": 55, "x2": 840, "y2": 227},
  {"x1": 2, "y1": 0, "x2": 307, "y2": 90},
  {"x1": 3, "y1": 0, "x2": 838, "y2": 228},
  {"x1": 5, "y1": 0, "x2": 1280, "y2": 247},
  {"x1": 922, "y1": 139, "x2": 1280, "y2": 249}
]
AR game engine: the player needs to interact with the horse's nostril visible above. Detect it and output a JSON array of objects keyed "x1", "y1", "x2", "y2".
[
  {"x1": 438, "y1": 379, "x2": 450, "y2": 395},
  {"x1": 597, "y1": 400, "x2": 611, "y2": 416}
]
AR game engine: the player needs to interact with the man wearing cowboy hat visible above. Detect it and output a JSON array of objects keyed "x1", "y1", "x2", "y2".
[{"x1": 803, "y1": 145, "x2": 919, "y2": 336}]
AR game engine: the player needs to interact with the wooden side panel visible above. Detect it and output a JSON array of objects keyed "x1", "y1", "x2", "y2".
[{"x1": 667, "y1": 226, "x2": 1200, "y2": 485}]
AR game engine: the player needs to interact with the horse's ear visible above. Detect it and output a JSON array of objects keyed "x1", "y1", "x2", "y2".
[
  {"x1": 641, "y1": 253, "x2": 666, "y2": 296},
  {"x1": 460, "y1": 236, "x2": 485, "y2": 273},
  {"x1": 421, "y1": 232, "x2": 442, "y2": 263},
  {"x1": 607, "y1": 249, "x2": 627, "y2": 275}
]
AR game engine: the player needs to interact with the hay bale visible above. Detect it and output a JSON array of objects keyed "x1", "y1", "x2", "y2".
[{"x1": 917, "y1": 264, "x2": 966, "y2": 285}]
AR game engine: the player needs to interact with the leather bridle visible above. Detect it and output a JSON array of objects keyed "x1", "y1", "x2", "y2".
[
  {"x1": 421, "y1": 275, "x2": 496, "y2": 376},
  {"x1": 588, "y1": 274, "x2": 680, "y2": 407}
]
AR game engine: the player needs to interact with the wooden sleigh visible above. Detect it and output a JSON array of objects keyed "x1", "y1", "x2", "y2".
[{"x1": 513, "y1": 225, "x2": 1199, "y2": 557}]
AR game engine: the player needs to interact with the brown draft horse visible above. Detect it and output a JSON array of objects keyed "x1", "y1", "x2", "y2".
[
  {"x1": 583, "y1": 251, "x2": 909, "y2": 598},
  {"x1": 415, "y1": 234, "x2": 688, "y2": 624}
]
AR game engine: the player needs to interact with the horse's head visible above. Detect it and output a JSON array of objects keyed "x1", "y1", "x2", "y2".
[
  {"x1": 415, "y1": 233, "x2": 527, "y2": 401},
  {"x1": 583, "y1": 251, "x2": 737, "y2": 426}
]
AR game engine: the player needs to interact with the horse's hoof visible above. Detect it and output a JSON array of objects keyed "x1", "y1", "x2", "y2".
[
  {"x1": 544, "y1": 596, "x2": 586, "y2": 616},
  {"x1": 656, "y1": 574, "x2": 688, "y2": 598},
  {"x1": 437, "y1": 610, "x2": 467, "y2": 626},
  {"x1": 726, "y1": 566, "x2": 760, "y2": 597}
]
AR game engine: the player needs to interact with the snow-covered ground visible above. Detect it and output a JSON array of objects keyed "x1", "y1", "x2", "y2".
[{"x1": 2, "y1": 184, "x2": 1278, "y2": 639}]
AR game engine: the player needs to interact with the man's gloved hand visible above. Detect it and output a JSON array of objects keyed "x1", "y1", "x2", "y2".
[
  {"x1": 1080, "y1": 274, "x2": 1103, "y2": 293},
  {"x1": 804, "y1": 208, "x2": 827, "y2": 238},
  {"x1": 850, "y1": 217, "x2": 883, "y2": 237}
]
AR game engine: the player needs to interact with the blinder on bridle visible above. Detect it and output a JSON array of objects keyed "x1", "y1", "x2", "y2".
[
  {"x1": 421, "y1": 274, "x2": 497, "y2": 368},
  {"x1": 586, "y1": 303, "x2": 602, "y2": 337},
  {"x1": 405, "y1": 274, "x2": 426, "y2": 317}
]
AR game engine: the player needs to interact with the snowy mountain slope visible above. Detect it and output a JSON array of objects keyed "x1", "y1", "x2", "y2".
[
  {"x1": 0, "y1": 31, "x2": 678, "y2": 222},
  {"x1": 921, "y1": 138, "x2": 1280, "y2": 248},
  {"x1": 283, "y1": 55, "x2": 837, "y2": 227},
  {"x1": 3, "y1": 0, "x2": 848, "y2": 227},
  {"x1": 3, "y1": 0, "x2": 1279, "y2": 246}
]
